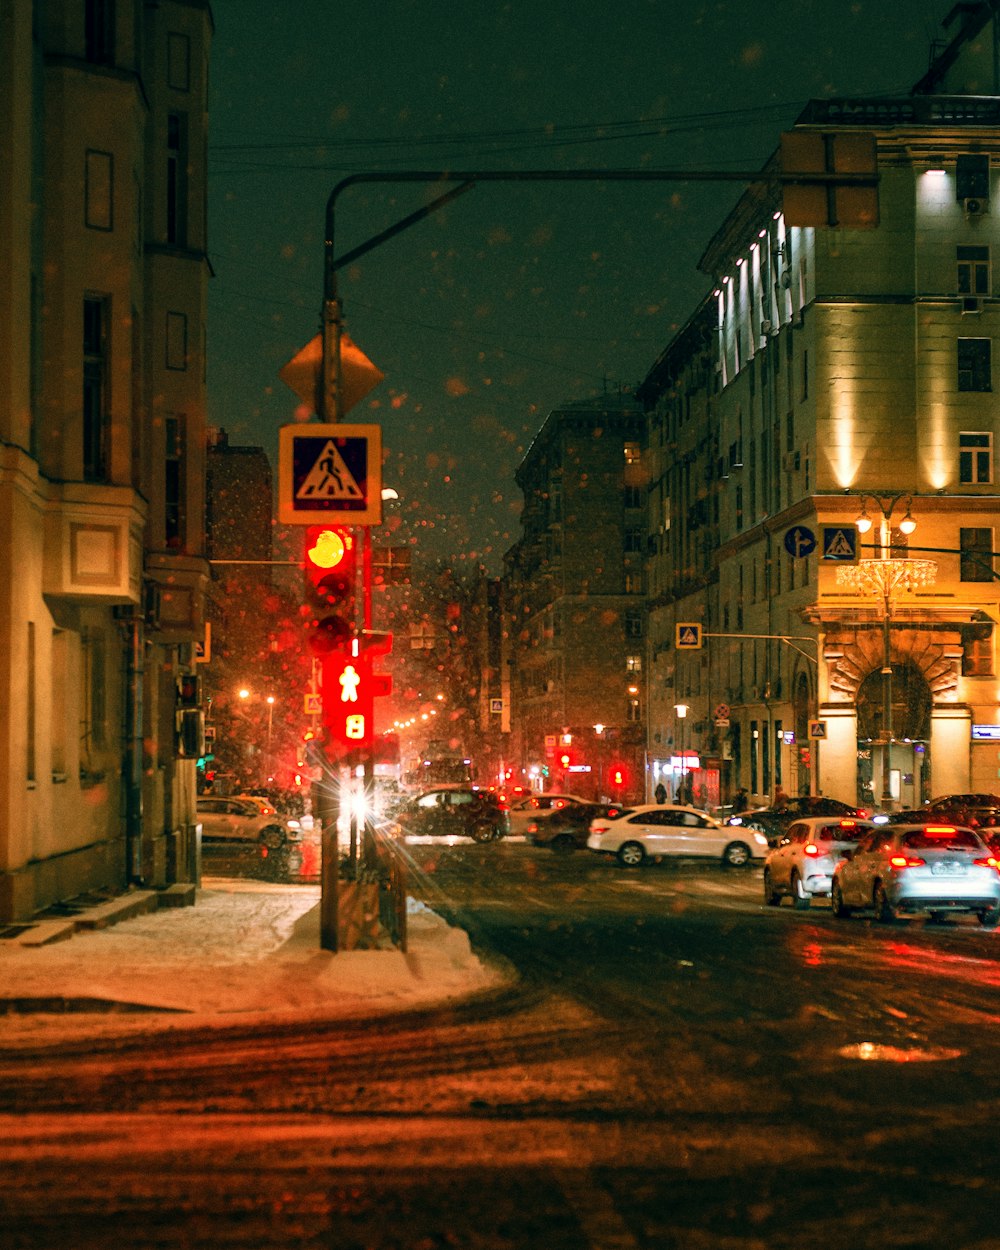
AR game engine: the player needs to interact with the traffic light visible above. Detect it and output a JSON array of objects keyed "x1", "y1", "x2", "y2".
[
  {"x1": 322, "y1": 647, "x2": 375, "y2": 750},
  {"x1": 303, "y1": 525, "x2": 356, "y2": 655}
]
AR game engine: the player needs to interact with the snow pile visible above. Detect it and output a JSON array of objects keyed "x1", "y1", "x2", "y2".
[{"x1": 0, "y1": 881, "x2": 508, "y2": 1044}]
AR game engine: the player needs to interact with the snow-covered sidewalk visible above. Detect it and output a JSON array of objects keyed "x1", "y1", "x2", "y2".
[{"x1": 0, "y1": 880, "x2": 509, "y2": 1047}]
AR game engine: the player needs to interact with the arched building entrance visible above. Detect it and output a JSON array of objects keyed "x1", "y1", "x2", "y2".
[
  {"x1": 855, "y1": 662, "x2": 932, "y2": 810},
  {"x1": 822, "y1": 623, "x2": 962, "y2": 809}
]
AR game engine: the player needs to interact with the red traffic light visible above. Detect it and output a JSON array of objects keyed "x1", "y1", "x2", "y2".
[{"x1": 303, "y1": 526, "x2": 356, "y2": 655}]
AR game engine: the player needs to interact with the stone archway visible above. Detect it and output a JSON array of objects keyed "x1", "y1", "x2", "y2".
[
  {"x1": 855, "y1": 661, "x2": 932, "y2": 742},
  {"x1": 824, "y1": 625, "x2": 961, "y2": 705}
]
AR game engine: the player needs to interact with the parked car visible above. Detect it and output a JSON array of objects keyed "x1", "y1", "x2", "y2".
[
  {"x1": 389, "y1": 787, "x2": 509, "y2": 843},
  {"x1": 763, "y1": 817, "x2": 875, "y2": 909},
  {"x1": 587, "y1": 803, "x2": 768, "y2": 868},
  {"x1": 506, "y1": 792, "x2": 589, "y2": 838},
  {"x1": 830, "y1": 822, "x2": 1000, "y2": 926},
  {"x1": 196, "y1": 796, "x2": 302, "y2": 848},
  {"x1": 526, "y1": 801, "x2": 624, "y2": 851},
  {"x1": 889, "y1": 795, "x2": 1000, "y2": 843},
  {"x1": 729, "y1": 795, "x2": 866, "y2": 845}
]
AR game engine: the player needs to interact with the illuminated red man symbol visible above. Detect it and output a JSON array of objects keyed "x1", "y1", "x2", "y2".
[{"x1": 339, "y1": 663, "x2": 361, "y2": 703}]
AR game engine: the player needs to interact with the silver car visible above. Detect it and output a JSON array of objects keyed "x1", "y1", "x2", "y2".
[
  {"x1": 763, "y1": 817, "x2": 874, "y2": 909},
  {"x1": 831, "y1": 822, "x2": 1000, "y2": 926}
]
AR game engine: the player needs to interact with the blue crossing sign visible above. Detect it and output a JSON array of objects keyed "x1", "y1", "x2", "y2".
[
  {"x1": 822, "y1": 526, "x2": 857, "y2": 561},
  {"x1": 676, "y1": 622, "x2": 703, "y2": 650},
  {"x1": 278, "y1": 423, "x2": 382, "y2": 526}
]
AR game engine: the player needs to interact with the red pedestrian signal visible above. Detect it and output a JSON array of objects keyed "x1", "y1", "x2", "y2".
[
  {"x1": 303, "y1": 526, "x2": 356, "y2": 655},
  {"x1": 322, "y1": 647, "x2": 374, "y2": 749}
]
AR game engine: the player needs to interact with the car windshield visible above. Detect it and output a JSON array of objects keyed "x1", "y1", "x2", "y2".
[{"x1": 901, "y1": 829, "x2": 982, "y2": 851}]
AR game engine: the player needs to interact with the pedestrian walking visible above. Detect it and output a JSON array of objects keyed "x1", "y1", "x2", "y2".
[
  {"x1": 732, "y1": 786, "x2": 749, "y2": 814},
  {"x1": 654, "y1": 782, "x2": 667, "y2": 805}
]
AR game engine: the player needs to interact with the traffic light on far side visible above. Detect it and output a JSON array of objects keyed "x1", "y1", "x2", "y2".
[{"x1": 303, "y1": 525, "x2": 356, "y2": 655}]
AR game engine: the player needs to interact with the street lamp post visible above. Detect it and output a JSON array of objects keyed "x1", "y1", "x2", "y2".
[
  {"x1": 674, "y1": 703, "x2": 689, "y2": 803},
  {"x1": 837, "y1": 494, "x2": 935, "y2": 812}
]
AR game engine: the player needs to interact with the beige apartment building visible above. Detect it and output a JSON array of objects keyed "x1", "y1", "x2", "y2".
[
  {"x1": 641, "y1": 6, "x2": 1000, "y2": 811},
  {"x1": 0, "y1": 2, "x2": 211, "y2": 918}
]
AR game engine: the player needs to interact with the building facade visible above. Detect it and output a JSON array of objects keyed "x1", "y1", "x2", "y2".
[
  {"x1": 0, "y1": 1, "x2": 212, "y2": 918},
  {"x1": 504, "y1": 396, "x2": 647, "y2": 803},
  {"x1": 640, "y1": 6, "x2": 1000, "y2": 811}
]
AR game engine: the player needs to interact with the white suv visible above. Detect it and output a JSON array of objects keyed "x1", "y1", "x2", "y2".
[
  {"x1": 196, "y1": 796, "x2": 302, "y2": 850},
  {"x1": 763, "y1": 816, "x2": 874, "y2": 909}
]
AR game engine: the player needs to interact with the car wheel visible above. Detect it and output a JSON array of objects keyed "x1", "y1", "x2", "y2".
[
  {"x1": 551, "y1": 834, "x2": 577, "y2": 853},
  {"x1": 978, "y1": 907, "x2": 1000, "y2": 928},
  {"x1": 763, "y1": 869, "x2": 782, "y2": 906},
  {"x1": 791, "y1": 871, "x2": 811, "y2": 910},
  {"x1": 258, "y1": 825, "x2": 286, "y2": 850},
  {"x1": 830, "y1": 880, "x2": 851, "y2": 919},
  {"x1": 471, "y1": 823, "x2": 495, "y2": 843},
  {"x1": 873, "y1": 881, "x2": 896, "y2": 923},
  {"x1": 722, "y1": 841, "x2": 751, "y2": 868},
  {"x1": 616, "y1": 841, "x2": 646, "y2": 868}
]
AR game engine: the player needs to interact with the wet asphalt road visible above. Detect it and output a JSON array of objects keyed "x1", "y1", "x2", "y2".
[{"x1": 5, "y1": 837, "x2": 1000, "y2": 1248}]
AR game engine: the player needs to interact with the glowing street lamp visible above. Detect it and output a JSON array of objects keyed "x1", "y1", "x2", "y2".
[
  {"x1": 674, "y1": 702, "x2": 689, "y2": 803},
  {"x1": 838, "y1": 493, "x2": 935, "y2": 810}
]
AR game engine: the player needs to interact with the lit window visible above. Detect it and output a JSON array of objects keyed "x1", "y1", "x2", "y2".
[
  {"x1": 958, "y1": 246, "x2": 990, "y2": 296},
  {"x1": 960, "y1": 527, "x2": 994, "y2": 581},
  {"x1": 960, "y1": 432, "x2": 993, "y2": 483}
]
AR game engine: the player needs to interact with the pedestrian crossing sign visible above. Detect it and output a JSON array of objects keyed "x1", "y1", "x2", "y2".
[
  {"x1": 821, "y1": 526, "x2": 857, "y2": 561},
  {"x1": 278, "y1": 423, "x2": 382, "y2": 525},
  {"x1": 676, "y1": 622, "x2": 703, "y2": 650}
]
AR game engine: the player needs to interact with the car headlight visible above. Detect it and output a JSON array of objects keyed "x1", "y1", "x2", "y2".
[
  {"x1": 752, "y1": 832, "x2": 768, "y2": 847},
  {"x1": 729, "y1": 816, "x2": 743, "y2": 826},
  {"x1": 285, "y1": 818, "x2": 301, "y2": 831}
]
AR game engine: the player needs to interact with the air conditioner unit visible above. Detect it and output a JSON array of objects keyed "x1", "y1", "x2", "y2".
[
  {"x1": 963, "y1": 197, "x2": 988, "y2": 216},
  {"x1": 783, "y1": 450, "x2": 800, "y2": 471},
  {"x1": 962, "y1": 295, "x2": 983, "y2": 314}
]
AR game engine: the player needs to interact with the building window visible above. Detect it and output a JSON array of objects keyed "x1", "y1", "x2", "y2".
[
  {"x1": 625, "y1": 611, "x2": 643, "y2": 639},
  {"x1": 85, "y1": 0, "x2": 115, "y2": 64},
  {"x1": 624, "y1": 528, "x2": 643, "y2": 554},
  {"x1": 958, "y1": 246, "x2": 990, "y2": 295},
  {"x1": 166, "y1": 311, "x2": 188, "y2": 370},
  {"x1": 960, "y1": 527, "x2": 994, "y2": 581},
  {"x1": 167, "y1": 33, "x2": 191, "y2": 91},
  {"x1": 962, "y1": 621, "x2": 994, "y2": 677},
  {"x1": 166, "y1": 112, "x2": 188, "y2": 245},
  {"x1": 623, "y1": 484, "x2": 642, "y2": 509},
  {"x1": 960, "y1": 432, "x2": 993, "y2": 483},
  {"x1": 958, "y1": 338, "x2": 992, "y2": 392},
  {"x1": 626, "y1": 654, "x2": 642, "y2": 673},
  {"x1": 81, "y1": 629, "x2": 106, "y2": 753},
  {"x1": 626, "y1": 696, "x2": 642, "y2": 723},
  {"x1": 624, "y1": 571, "x2": 643, "y2": 594},
  {"x1": 624, "y1": 441, "x2": 641, "y2": 465},
  {"x1": 83, "y1": 295, "x2": 109, "y2": 482},
  {"x1": 801, "y1": 348, "x2": 809, "y2": 401},
  {"x1": 85, "y1": 151, "x2": 113, "y2": 231},
  {"x1": 165, "y1": 415, "x2": 185, "y2": 548}
]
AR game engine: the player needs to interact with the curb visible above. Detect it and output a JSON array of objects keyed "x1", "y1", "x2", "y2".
[{"x1": 12, "y1": 883, "x2": 196, "y2": 948}]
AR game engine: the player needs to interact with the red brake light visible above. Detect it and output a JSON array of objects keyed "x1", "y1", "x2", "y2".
[
  {"x1": 924, "y1": 825, "x2": 957, "y2": 834},
  {"x1": 803, "y1": 843, "x2": 820, "y2": 856},
  {"x1": 838, "y1": 819, "x2": 858, "y2": 829},
  {"x1": 973, "y1": 857, "x2": 1000, "y2": 872},
  {"x1": 890, "y1": 854, "x2": 925, "y2": 868},
  {"x1": 592, "y1": 823, "x2": 610, "y2": 835}
]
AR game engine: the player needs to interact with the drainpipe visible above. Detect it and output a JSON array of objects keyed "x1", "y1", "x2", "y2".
[{"x1": 121, "y1": 610, "x2": 144, "y2": 883}]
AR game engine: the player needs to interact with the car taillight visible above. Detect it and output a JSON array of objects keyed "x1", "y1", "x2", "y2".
[
  {"x1": 803, "y1": 843, "x2": 820, "y2": 856},
  {"x1": 591, "y1": 824, "x2": 610, "y2": 835},
  {"x1": 973, "y1": 856, "x2": 1000, "y2": 872},
  {"x1": 838, "y1": 819, "x2": 858, "y2": 829},
  {"x1": 890, "y1": 855, "x2": 926, "y2": 868},
  {"x1": 526, "y1": 822, "x2": 539, "y2": 834}
]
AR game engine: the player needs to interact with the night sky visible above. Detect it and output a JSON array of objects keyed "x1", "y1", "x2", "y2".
[{"x1": 207, "y1": 0, "x2": 954, "y2": 573}]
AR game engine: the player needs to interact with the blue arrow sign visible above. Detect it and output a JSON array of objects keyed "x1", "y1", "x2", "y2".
[{"x1": 784, "y1": 526, "x2": 816, "y2": 558}]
